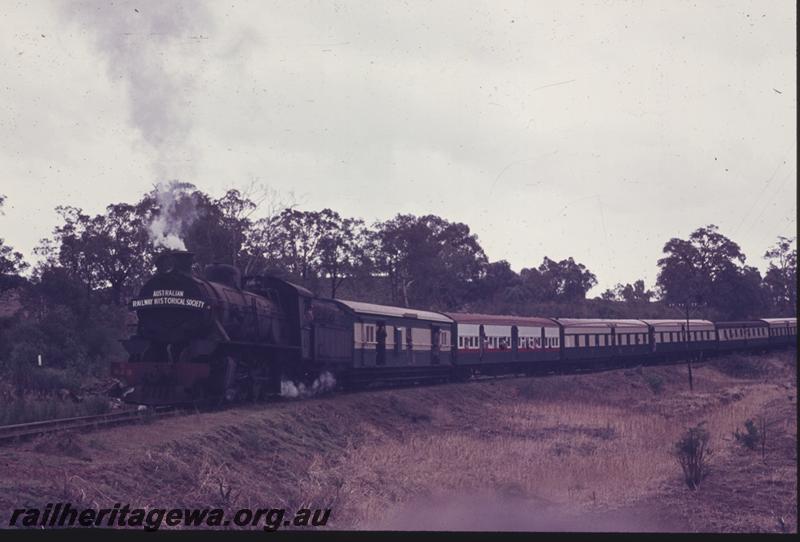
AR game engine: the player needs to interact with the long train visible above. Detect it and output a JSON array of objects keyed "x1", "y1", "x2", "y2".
[{"x1": 111, "y1": 250, "x2": 797, "y2": 405}]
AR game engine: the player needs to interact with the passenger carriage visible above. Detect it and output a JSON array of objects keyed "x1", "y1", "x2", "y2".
[
  {"x1": 335, "y1": 299, "x2": 454, "y2": 371},
  {"x1": 760, "y1": 317, "x2": 797, "y2": 349},
  {"x1": 715, "y1": 320, "x2": 770, "y2": 352},
  {"x1": 642, "y1": 319, "x2": 716, "y2": 359},
  {"x1": 555, "y1": 318, "x2": 650, "y2": 363},
  {"x1": 445, "y1": 313, "x2": 560, "y2": 372}
]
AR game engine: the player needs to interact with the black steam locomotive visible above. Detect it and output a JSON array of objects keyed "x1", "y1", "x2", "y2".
[
  {"x1": 113, "y1": 250, "x2": 797, "y2": 406},
  {"x1": 113, "y1": 250, "x2": 343, "y2": 404}
]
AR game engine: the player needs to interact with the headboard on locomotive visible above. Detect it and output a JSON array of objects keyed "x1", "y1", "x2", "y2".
[{"x1": 130, "y1": 251, "x2": 214, "y2": 346}]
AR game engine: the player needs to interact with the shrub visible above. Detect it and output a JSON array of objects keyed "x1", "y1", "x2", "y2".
[
  {"x1": 11, "y1": 367, "x2": 82, "y2": 395},
  {"x1": 734, "y1": 419, "x2": 760, "y2": 450},
  {"x1": 712, "y1": 354, "x2": 767, "y2": 379},
  {"x1": 674, "y1": 423, "x2": 713, "y2": 490},
  {"x1": 0, "y1": 395, "x2": 109, "y2": 426},
  {"x1": 644, "y1": 373, "x2": 664, "y2": 394}
]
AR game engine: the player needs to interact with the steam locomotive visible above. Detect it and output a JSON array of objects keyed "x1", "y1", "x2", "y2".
[{"x1": 112, "y1": 250, "x2": 797, "y2": 405}]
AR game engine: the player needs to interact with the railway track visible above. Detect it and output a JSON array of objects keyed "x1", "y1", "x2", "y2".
[{"x1": 0, "y1": 406, "x2": 182, "y2": 445}]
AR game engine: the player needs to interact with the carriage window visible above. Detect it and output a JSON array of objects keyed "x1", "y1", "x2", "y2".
[{"x1": 364, "y1": 324, "x2": 375, "y2": 343}]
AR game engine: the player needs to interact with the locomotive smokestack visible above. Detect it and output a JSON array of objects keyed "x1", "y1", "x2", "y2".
[{"x1": 155, "y1": 250, "x2": 195, "y2": 274}]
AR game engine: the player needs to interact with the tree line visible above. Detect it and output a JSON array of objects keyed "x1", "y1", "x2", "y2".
[{"x1": 0, "y1": 183, "x2": 796, "y2": 374}]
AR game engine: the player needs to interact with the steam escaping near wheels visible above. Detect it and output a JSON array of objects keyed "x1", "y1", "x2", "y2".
[{"x1": 280, "y1": 372, "x2": 337, "y2": 399}]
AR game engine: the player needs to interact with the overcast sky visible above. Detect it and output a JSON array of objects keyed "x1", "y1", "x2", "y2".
[{"x1": 0, "y1": 0, "x2": 796, "y2": 294}]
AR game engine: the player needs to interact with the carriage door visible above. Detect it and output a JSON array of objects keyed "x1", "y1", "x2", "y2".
[
  {"x1": 406, "y1": 326, "x2": 414, "y2": 365},
  {"x1": 479, "y1": 325, "x2": 486, "y2": 361},
  {"x1": 376, "y1": 321, "x2": 387, "y2": 366},
  {"x1": 511, "y1": 326, "x2": 519, "y2": 360},
  {"x1": 431, "y1": 326, "x2": 441, "y2": 365},
  {"x1": 611, "y1": 326, "x2": 618, "y2": 355}
]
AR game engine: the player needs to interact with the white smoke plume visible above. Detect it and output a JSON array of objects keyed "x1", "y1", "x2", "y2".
[
  {"x1": 148, "y1": 181, "x2": 199, "y2": 250},
  {"x1": 62, "y1": 1, "x2": 213, "y2": 180},
  {"x1": 280, "y1": 372, "x2": 337, "y2": 399}
]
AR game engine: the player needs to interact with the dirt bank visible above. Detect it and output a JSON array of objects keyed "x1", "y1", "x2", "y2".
[{"x1": 0, "y1": 351, "x2": 795, "y2": 532}]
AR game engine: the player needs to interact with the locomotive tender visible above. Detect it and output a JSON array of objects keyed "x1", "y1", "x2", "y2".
[{"x1": 112, "y1": 250, "x2": 797, "y2": 405}]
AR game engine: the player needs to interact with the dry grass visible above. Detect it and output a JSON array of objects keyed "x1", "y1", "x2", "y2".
[{"x1": 0, "y1": 350, "x2": 795, "y2": 532}]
